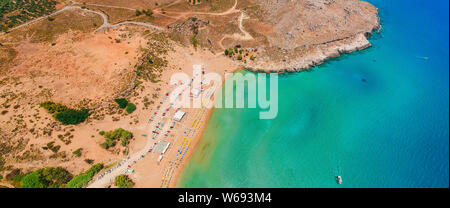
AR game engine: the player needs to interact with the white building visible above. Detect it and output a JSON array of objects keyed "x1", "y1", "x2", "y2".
[
  {"x1": 173, "y1": 110, "x2": 186, "y2": 122},
  {"x1": 154, "y1": 141, "x2": 170, "y2": 154},
  {"x1": 191, "y1": 88, "x2": 201, "y2": 98}
]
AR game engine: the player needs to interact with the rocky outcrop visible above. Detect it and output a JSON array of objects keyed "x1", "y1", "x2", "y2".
[
  {"x1": 238, "y1": 0, "x2": 380, "y2": 72},
  {"x1": 242, "y1": 31, "x2": 379, "y2": 73}
]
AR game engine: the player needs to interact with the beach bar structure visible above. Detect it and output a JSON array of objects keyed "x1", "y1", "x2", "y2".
[
  {"x1": 173, "y1": 110, "x2": 186, "y2": 122},
  {"x1": 154, "y1": 141, "x2": 170, "y2": 154},
  {"x1": 192, "y1": 88, "x2": 201, "y2": 98}
]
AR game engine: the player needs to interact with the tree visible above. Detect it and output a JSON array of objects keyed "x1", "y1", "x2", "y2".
[
  {"x1": 126, "y1": 103, "x2": 136, "y2": 114},
  {"x1": 55, "y1": 108, "x2": 90, "y2": 125},
  {"x1": 100, "y1": 128, "x2": 133, "y2": 149},
  {"x1": 114, "y1": 174, "x2": 134, "y2": 188},
  {"x1": 39, "y1": 101, "x2": 68, "y2": 114},
  {"x1": 121, "y1": 138, "x2": 129, "y2": 146},
  {"x1": 40, "y1": 101, "x2": 89, "y2": 125},
  {"x1": 20, "y1": 167, "x2": 72, "y2": 188},
  {"x1": 20, "y1": 171, "x2": 45, "y2": 188},
  {"x1": 114, "y1": 98, "x2": 128, "y2": 109},
  {"x1": 227, "y1": 48, "x2": 234, "y2": 56}
]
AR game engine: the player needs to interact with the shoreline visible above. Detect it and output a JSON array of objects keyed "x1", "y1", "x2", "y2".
[
  {"x1": 241, "y1": 32, "x2": 379, "y2": 73},
  {"x1": 170, "y1": 68, "x2": 238, "y2": 188},
  {"x1": 170, "y1": 100, "x2": 216, "y2": 187},
  {"x1": 240, "y1": 14, "x2": 381, "y2": 73}
]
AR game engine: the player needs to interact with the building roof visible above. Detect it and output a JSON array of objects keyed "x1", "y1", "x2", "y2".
[
  {"x1": 154, "y1": 141, "x2": 170, "y2": 154},
  {"x1": 173, "y1": 110, "x2": 186, "y2": 121}
]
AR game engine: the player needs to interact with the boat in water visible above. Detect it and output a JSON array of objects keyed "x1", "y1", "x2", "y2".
[{"x1": 336, "y1": 176, "x2": 343, "y2": 184}]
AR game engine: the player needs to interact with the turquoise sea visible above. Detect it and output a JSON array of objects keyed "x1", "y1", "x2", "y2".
[{"x1": 178, "y1": 0, "x2": 449, "y2": 187}]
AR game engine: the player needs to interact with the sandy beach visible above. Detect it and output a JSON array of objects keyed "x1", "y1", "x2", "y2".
[{"x1": 85, "y1": 44, "x2": 238, "y2": 188}]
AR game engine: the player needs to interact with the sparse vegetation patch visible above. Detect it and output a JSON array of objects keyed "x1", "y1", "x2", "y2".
[
  {"x1": 65, "y1": 163, "x2": 103, "y2": 188},
  {"x1": 40, "y1": 101, "x2": 90, "y2": 125},
  {"x1": 100, "y1": 128, "x2": 133, "y2": 149},
  {"x1": 114, "y1": 174, "x2": 134, "y2": 188},
  {"x1": 20, "y1": 167, "x2": 72, "y2": 188},
  {"x1": 0, "y1": 0, "x2": 58, "y2": 32}
]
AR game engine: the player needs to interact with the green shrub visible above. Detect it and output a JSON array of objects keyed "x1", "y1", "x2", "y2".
[
  {"x1": 66, "y1": 164, "x2": 103, "y2": 188},
  {"x1": 12, "y1": 173, "x2": 25, "y2": 182},
  {"x1": 121, "y1": 138, "x2": 129, "y2": 146},
  {"x1": 20, "y1": 172, "x2": 45, "y2": 188},
  {"x1": 55, "y1": 109, "x2": 89, "y2": 125},
  {"x1": 135, "y1": 9, "x2": 142, "y2": 16},
  {"x1": 99, "y1": 131, "x2": 105, "y2": 136},
  {"x1": 114, "y1": 174, "x2": 134, "y2": 188},
  {"x1": 20, "y1": 167, "x2": 72, "y2": 188},
  {"x1": 72, "y1": 148, "x2": 82, "y2": 157},
  {"x1": 84, "y1": 159, "x2": 94, "y2": 164},
  {"x1": 190, "y1": 36, "x2": 198, "y2": 49},
  {"x1": 39, "y1": 101, "x2": 68, "y2": 114},
  {"x1": 114, "y1": 98, "x2": 128, "y2": 108},
  {"x1": 100, "y1": 128, "x2": 133, "y2": 149},
  {"x1": 237, "y1": 55, "x2": 243, "y2": 60},
  {"x1": 40, "y1": 101, "x2": 89, "y2": 125},
  {"x1": 45, "y1": 141, "x2": 60, "y2": 153},
  {"x1": 126, "y1": 103, "x2": 136, "y2": 114},
  {"x1": 100, "y1": 139, "x2": 116, "y2": 149}
]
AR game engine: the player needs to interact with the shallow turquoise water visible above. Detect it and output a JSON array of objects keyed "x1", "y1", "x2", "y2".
[{"x1": 178, "y1": 0, "x2": 449, "y2": 187}]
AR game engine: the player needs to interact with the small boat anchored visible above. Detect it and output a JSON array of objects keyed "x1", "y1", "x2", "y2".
[{"x1": 336, "y1": 176, "x2": 343, "y2": 185}]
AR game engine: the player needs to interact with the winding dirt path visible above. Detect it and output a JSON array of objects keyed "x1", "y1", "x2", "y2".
[
  {"x1": 218, "y1": 12, "x2": 254, "y2": 50},
  {"x1": 106, "y1": 21, "x2": 163, "y2": 31}
]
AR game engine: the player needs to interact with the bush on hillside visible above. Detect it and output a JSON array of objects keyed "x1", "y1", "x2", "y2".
[
  {"x1": 55, "y1": 109, "x2": 89, "y2": 125},
  {"x1": 66, "y1": 164, "x2": 103, "y2": 188},
  {"x1": 126, "y1": 103, "x2": 136, "y2": 114},
  {"x1": 100, "y1": 128, "x2": 133, "y2": 149},
  {"x1": 114, "y1": 98, "x2": 128, "y2": 109},
  {"x1": 40, "y1": 101, "x2": 89, "y2": 125},
  {"x1": 114, "y1": 174, "x2": 134, "y2": 188},
  {"x1": 20, "y1": 167, "x2": 72, "y2": 188},
  {"x1": 72, "y1": 148, "x2": 82, "y2": 157},
  {"x1": 39, "y1": 101, "x2": 68, "y2": 114}
]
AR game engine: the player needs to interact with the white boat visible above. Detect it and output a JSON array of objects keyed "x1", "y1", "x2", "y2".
[{"x1": 336, "y1": 176, "x2": 342, "y2": 184}]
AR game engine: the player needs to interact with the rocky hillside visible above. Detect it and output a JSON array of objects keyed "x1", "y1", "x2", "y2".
[{"x1": 242, "y1": 0, "x2": 380, "y2": 72}]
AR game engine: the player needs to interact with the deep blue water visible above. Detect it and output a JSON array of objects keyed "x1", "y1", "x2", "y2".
[{"x1": 179, "y1": 0, "x2": 449, "y2": 187}]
